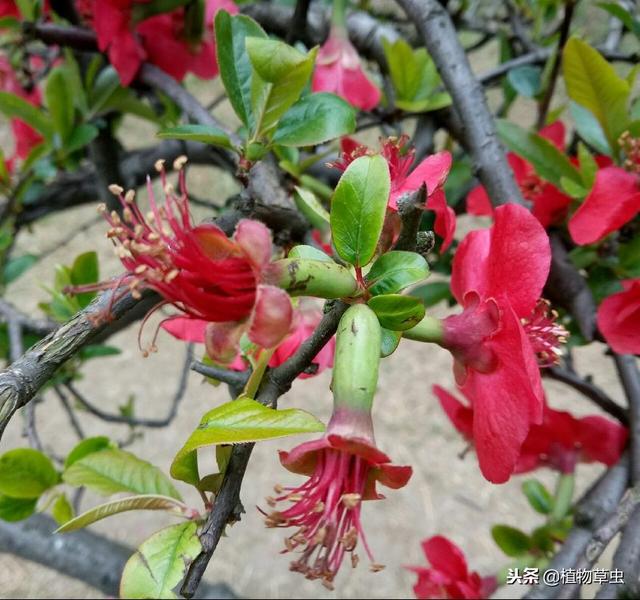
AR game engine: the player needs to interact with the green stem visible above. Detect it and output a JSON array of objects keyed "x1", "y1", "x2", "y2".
[
  {"x1": 331, "y1": 0, "x2": 348, "y2": 30},
  {"x1": 551, "y1": 472, "x2": 575, "y2": 522},
  {"x1": 243, "y1": 347, "x2": 276, "y2": 399},
  {"x1": 403, "y1": 315, "x2": 444, "y2": 344}
]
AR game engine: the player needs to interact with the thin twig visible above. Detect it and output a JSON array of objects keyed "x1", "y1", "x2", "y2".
[
  {"x1": 191, "y1": 361, "x2": 249, "y2": 389},
  {"x1": 54, "y1": 385, "x2": 85, "y2": 440}
]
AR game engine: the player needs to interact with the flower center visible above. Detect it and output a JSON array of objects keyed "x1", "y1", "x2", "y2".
[
  {"x1": 264, "y1": 448, "x2": 381, "y2": 589},
  {"x1": 381, "y1": 134, "x2": 414, "y2": 187},
  {"x1": 521, "y1": 299, "x2": 568, "y2": 367},
  {"x1": 619, "y1": 131, "x2": 640, "y2": 174},
  {"x1": 520, "y1": 172, "x2": 545, "y2": 201}
]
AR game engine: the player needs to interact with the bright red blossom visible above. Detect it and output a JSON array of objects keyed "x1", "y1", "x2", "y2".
[
  {"x1": 434, "y1": 386, "x2": 627, "y2": 475},
  {"x1": 312, "y1": 28, "x2": 380, "y2": 111},
  {"x1": 102, "y1": 159, "x2": 291, "y2": 358},
  {"x1": 597, "y1": 279, "x2": 640, "y2": 355},
  {"x1": 334, "y1": 136, "x2": 455, "y2": 250},
  {"x1": 568, "y1": 166, "x2": 640, "y2": 245},
  {"x1": 265, "y1": 407, "x2": 411, "y2": 588},
  {"x1": 467, "y1": 122, "x2": 572, "y2": 228},
  {"x1": 94, "y1": 0, "x2": 237, "y2": 85},
  {"x1": 407, "y1": 536, "x2": 496, "y2": 600},
  {"x1": 443, "y1": 204, "x2": 566, "y2": 483}
]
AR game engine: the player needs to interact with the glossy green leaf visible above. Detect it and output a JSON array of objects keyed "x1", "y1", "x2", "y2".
[
  {"x1": 64, "y1": 436, "x2": 114, "y2": 469},
  {"x1": 507, "y1": 66, "x2": 542, "y2": 98},
  {"x1": 497, "y1": 119, "x2": 581, "y2": 187},
  {"x1": 51, "y1": 493, "x2": 74, "y2": 526},
  {"x1": 120, "y1": 521, "x2": 201, "y2": 599},
  {"x1": 570, "y1": 101, "x2": 611, "y2": 155},
  {"x1": 367, "y1": 251, "x2": 429, "y2": 296},
  {"x1": 0, "y1": 91, "x2": 53, "y2": 138},
  {"x1": 522, "y1": 480, "x2": 553, "y2": 515},
  {"x1": 380, "y1": 327, "x2": 402, "y2": 357},
  {"x1": 273, "y1": 93, "x2": 356, "y2": 147},
  {"x1": 0, "y1": 448, "x2": 59, "y2": 499},
  {"x1": 157, "y1": 124, "x2": 233, "y2": 150},
  {"x1": 410, "y1": 281, "x2": 453, "y2": 307},
  {"x1": 563, "y1": 37, "x2": 629, "y2": 149},
  {"x1": 560, "y1": 176, "x2": 587, "y2": 199},
  {"x1": 3, "y1": 254, "x2": 38, "y2": 284},
  {"x1": 214, "y1": 11, "x2": 267, "y2": 129},
  {"x1": 171, "y1": 398, "x2": 324, "y2": 484},
  {"x1": 287, "y1": 244, "x2": 332, "y2": 262},
  {"x1": 0, "y1": 495, "x2": 37, "y2": 522},
  {"x1": 292, "y1": 186, "x2": 330, "y2": 231},
  {"x1": 57, "y1": 494, "x2": 188, "y2": 533},
  {"x1": 46, "y1": 67, "x2": 75, "y2": 142},
  {"x1": 492, "y1": 525, "x2": 531, "y2": 557},
  {"x1": 247, "y1": 38, "x2": 316, "y2": 138},
  {"x1": 78, "y1": 344, "x2": 121, "y2": 360},
  {"x1": 367, "y1": 294, "x2": 426, "y2": 331},
  {"x1": 330, "y1": 154, "x2": 390, "y2": 267},
  {"x1": 577, "y1": 142, "x2": 598, "y2": 189},
  {"x1": 64, "y1": 124, "x2": 99, "y2": 154},
  {"x1": 63, "y1": 449, "x2": 181, "y2": 500},
  {"x1": 598, "y1": 3, "x2": 640, "y2": 39},
  {"x1": 71, "y1": 251, "x2": 99, "y2": 309}
]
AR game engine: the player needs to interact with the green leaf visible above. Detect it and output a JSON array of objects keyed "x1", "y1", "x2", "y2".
[
  {"x1": 214, "y1": 11, "x2": 267, "y2": 129},
  {"x1": 366, "y1": 251, "x2": 429, "y2": 296},
  {"x1": 563, "y1": 37, "x2": 629, "y2": 150},
  {"x1": 71, "y1": 251, "x2": 99, "y2": 309},
  {"x1": 559, "y1": 176, "x2": 587, "y2": 199},
  {"x1": 63, "y1": 448, "x2": 181, "y2": 500},
  {"x1": 64, "y1": 436, "x2": 114, "y2": 469},
  {"x1": 3, "y1": 254, "x2": 38, "y2": 284},
  {"x1": 330, "y1": 154, "x2": 391, "y2": 267},
  {"x1": 57, "y1": 494, "x2": 188, "y2": 533},
  {"x1": 46, "y1": 67, "x2": 75, "y2": 142},
  {"x1": 577, "y1": 142, "x2": 598, "y2": 189},
  {"x1": 491, "y1": 525, "x2": 531, "y2": 557},
  {"x1": 570, "y1": 102, "x2": 611, "y2": 155},
  {"x1": 157, "y1": 124, "x2": 233, "y2": 150},
  {"x1": 367, "y1": 294, "x2": 426, "y2": 331},
  {"x1": 0, "y1": 448, "x2": 59, "y2": 499},
  {"x1": 51, "y1": 493, "x2": 74, "y2": 526},
  {"x1": 120, "y1": 521, "x2": 201, "y2": 599},
  {"x1": 287, "y1": 244, "x2": 332, "y2": 262},
  {"x1": 497, "y1": 119, "x2": 581, "y2": 187},
  {"x1": 410, "y1": 281, "x2": 453, "y2": 307},
  {"x1": 619, "y1": 236, "x2": 640, "y2": 277},
  {"x1": 522, "y1": 480, "x2": 553, "y2": 515},
  {"x1": 247, "y1": 38, "x2": 316, "y2": 139},
  {"x1": 88, "y1": 66, "x2": 121, "y2": 117},
  {"x1": 64, "y1": 124, "x2": 99, "y2": 154},
  {"x1": 273, "y1": 93, "x2": 356, "y2": 147},
  {"x1": 0, "y1": 495, "x2": 37, "y2": 522},
  {"x1": 507, "y1": 66, "x2": 542, "y2": 98},
  {"x1": 78, "y1": 344, "x2": 121, "y2": 360},
  {"x1": 380, "y1": 327, "x2": 402, "y2": 357},
  {"x1": 598, "y1": 2, "x2": 640, "y2": 38},
  {"x1": 0, "y1": 91, "x2": 53, "y2": 138},
  {"x1": 292, "y1": 186, "x2": 330, "y2": 231},
  {"x1": 171, "y1": 398, "x2": 325, "y2": 484}
]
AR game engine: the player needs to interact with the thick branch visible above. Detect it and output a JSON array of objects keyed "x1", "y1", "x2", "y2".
[
  {"x1": 0, "y1": 514, "x2": 235, "y2": 599},
  {"x1": 396, "y1": 0, "x2": 525, "y2": 207}
]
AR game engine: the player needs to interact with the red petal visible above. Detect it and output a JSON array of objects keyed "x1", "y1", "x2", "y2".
[
  {"x1": 466, "y1": 185, "x2": 493, "y2": 216},
  {"x1": 375, "y1": 463, "x2": 412, "y2": 490},
  {"x1": 234, "y1": 219, "x2": 273, "y2": 273},
  {"x1": 569, "y1": 167, "x2": 640, "y2": 245},
  {"x1": 421, "y1": 536, "x2": 469, "y2": 580},
  {"x1": 450, "y1": 228, "x2": 491, "y2": 306},
  {"x1": 531, "y1": 183, "x2": 572, "y2": 228},
  {"x1": 204, "y1": 320, "x2": 245, "y2": 363},
  {"x1": 578, "y1": 415, "x2": 628, "y2": 466},
  {"x1": 539, "y1": 121, "x2": 565, "y2": 151},
  {"x1": 401, "y1": 151, "x2": 452, "y2": 198},
  {"x1": 108, "y1": 29, "x2": 145, "y2": 86},
  {"x1": 161, "y1": 316, "x2": 207, "y2": 343},
  {"x1": 432, "y1": 385, "x2": 474, "y2": 440},
  {"x1": 248, "y1": 285, "x2": 293, "y2": 349},
  {"x1": 597, "y1": 279, "x2": 640, "y2": 354},
  {"x1": 484, "y1": 204, "x2": 551, "y2": 316}
]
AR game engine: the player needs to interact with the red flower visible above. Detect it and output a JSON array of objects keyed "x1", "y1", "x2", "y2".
[
  {"x1": 434, "y1": 386, "x2": 627, "y2": 475},
  {"x1": 333, "y1": 136, "x2": 455, "y2": 250},
  {"x1": 597, "y1": 279, "x2": 640, "y2": 355},
  {"x1": 312, "y1": 28, "x2": 380, "y2": 111},
  {"x1": 466, "y1": 122, "x2": 572, "y2": 228},
  {"x1": 101, "y1": 158, "x2": 292, "y2": 358},
  {"x1": 265, "y1": 403, "x2": 411, "y2": 588},
  {"x1": 568, "y1": 166, "x2": 640, "y2": 245},
  {"x1": 407, "y1": 536, "x2": 496, "y2": 599},
  {"x1": 0, "y1": 57, "x2": 43, "y2": 161},
  {"x1": 443, "y1": 204, "x2": 567, "y2": 483},
  {"x1": 94, "y1": 0, "x2": 237, "y2": 85},
  {"x1": 0, "y1": 1, "x2": 19, "y2": 18}
]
